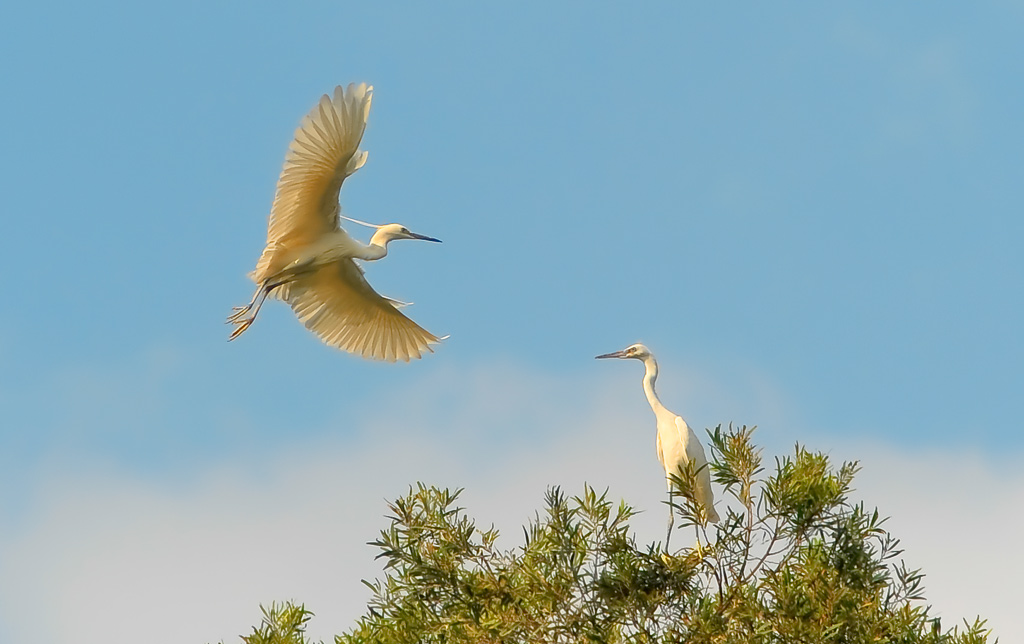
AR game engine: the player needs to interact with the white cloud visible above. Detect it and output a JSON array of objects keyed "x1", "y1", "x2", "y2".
[
  {"x1": 0, "y1": 363, "x2": 1017, "y2": 643},
  {"x1": 834, "y1": 440, "x2": 1023, "y2": 637}
]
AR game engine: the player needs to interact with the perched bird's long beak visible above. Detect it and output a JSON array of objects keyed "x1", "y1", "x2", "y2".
[
  {"x1": 595, "y1": 350, "x2": 628, "y2": 359},
  {"x1": 410, "y1": 231, "x2": 442, "y2": 243}
]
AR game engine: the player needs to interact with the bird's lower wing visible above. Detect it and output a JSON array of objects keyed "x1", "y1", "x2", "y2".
[
  {"x1": 676, "y1": 417, "x2": 720, "y2": 522},
  {"x1": 279, "y1": 260, "x2": 441, "y2": 362}
]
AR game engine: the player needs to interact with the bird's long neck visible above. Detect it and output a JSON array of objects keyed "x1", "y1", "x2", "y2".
[
  {"x1": 641, "y1": 355, "x2": 668, "y2": 416},
  {"x1": 351, "y1": 232, "x2": 389, "y2": 261}
]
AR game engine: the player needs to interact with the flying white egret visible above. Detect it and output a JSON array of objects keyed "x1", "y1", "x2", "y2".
[
  {"x1": 228, "y1": 83, "x2": 444, "y2": 362},
  {"x1": 596, "y1": 343, "x2": 719, "y2": 552}
]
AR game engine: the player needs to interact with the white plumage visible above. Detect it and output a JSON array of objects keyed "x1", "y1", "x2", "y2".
[
  {"x1": 228, "y1": 84, "x2": 444, "y2": 362},
  {"x1": 597, "y1": 343, "x2": 719, "y2": 551}
]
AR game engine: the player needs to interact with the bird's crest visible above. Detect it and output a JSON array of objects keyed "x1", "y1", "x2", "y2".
[{"x1": 339, "y1": 214, "x2": 383, "y2": 229}]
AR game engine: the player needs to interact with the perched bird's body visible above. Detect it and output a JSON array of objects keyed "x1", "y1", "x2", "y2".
[
  {"x1": 228, "y1": 83, "x2": 443, "y2": 362},
  {"x1": 597, "y1": 344, "x2": 719, "y2": 552}
]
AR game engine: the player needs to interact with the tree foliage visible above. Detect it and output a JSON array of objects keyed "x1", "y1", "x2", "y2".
[{"x1": 228, "y1": 425, "x2": 994, "y2": 644}]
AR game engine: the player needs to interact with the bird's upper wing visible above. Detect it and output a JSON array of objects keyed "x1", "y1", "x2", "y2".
[
  {"x1": 255, "y1": 84, "x2": 372, "y2": 278},
  {"x1": 277, "y1": 260, "x2": 441, "y2": 362},
  {"x1": 676, "y1": 417, "x2": 709, "y2": 469}
]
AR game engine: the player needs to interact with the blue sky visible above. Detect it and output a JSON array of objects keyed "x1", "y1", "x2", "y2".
[{"x1": 1, "y1": 3, "x2": 1022, "y2": 643}]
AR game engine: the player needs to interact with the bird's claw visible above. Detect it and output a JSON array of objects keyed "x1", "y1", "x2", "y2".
[
  {"x1": 226, "y1": 307, "x2": 251, "y2": 323},
  {"x1": 692, "y1": 539, "x2": 713, "y2": 559},
  {"x1": 228, "y1": 318, "x2": 253, "y2": 341}
]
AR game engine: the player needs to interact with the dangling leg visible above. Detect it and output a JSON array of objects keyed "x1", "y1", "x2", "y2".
[
  {"x1": 229, "y1": 257, "x2": 312, "y2": 324},
  {"x1": 228, "y1": 288, "x2": 268, "y2": 340},
  {"x1": 227, "y1": 285, "x2": 265, "y2": 322},
  {"x1": 229, "y1": 256, "x2": 310, "y2": 323},
  {"x1": 227, "y1": 279, "x2": 285, "y2": 340}
]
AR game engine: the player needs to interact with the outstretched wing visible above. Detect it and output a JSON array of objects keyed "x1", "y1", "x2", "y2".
[
  {"x1": 254, "y1": 83, "x2": 372, "y2": 280},
  {"x1": 278, "y1": 260, "x2": 441, "y2": 362}
]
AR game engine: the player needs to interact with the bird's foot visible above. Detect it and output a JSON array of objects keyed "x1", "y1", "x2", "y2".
[
  {"x1": 228, "y1": 317, "x2": 253, "y2": 341},
  {"x1": 692, "y1": 539, "x2": 715, "y2": 559},
  {"x1": 226, "y1": 306, "x2": 252, "y2": 323}
]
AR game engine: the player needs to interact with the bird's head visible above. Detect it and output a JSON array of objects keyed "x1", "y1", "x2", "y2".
[
  {"x1": 374, "y1": 223, "x2": 442, "y2": 245},
  {"x1": 595, "y1": 343, "x2": 651, "y2": 361}
]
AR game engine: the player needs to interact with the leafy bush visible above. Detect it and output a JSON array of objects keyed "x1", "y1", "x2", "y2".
[{"x1": 230, "y1": 425, "x2": 994, "y2": 644}]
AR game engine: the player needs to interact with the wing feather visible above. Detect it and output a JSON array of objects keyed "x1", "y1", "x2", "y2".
[
  {"x1": 675, "y1": 416, "x2": 720, "y2": 523},
  {"x1": 282, "y1": 260, "x2": 441, "y2": 362},
  {"x1": 253, "y1": 84, "x2": 373, "y2": 282}
]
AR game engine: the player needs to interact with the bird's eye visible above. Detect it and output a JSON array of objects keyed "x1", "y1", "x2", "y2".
[{"x1": 400, "y1": 227, "x2": 410, "y2": 234}]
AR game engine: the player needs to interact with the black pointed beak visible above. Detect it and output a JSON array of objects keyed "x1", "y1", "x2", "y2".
[
  {"x1": 410, "y1": 232, "x2": 441, "y2": 243},
  {"x1": 595, "y1": 350, "x2": 628, "y2": 359}
]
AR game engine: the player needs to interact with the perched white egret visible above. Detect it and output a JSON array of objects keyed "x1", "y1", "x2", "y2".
[
  {"x1": 228, "y1": 83, "x2": 444, "y2": 362},
  {"x1": 596, "y1": 343, "x2": 719, "y2": 552}
]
